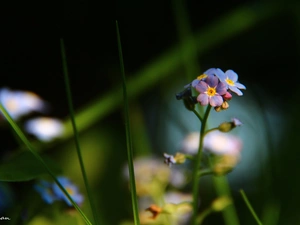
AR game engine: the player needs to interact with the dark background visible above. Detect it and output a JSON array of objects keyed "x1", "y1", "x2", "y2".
[{"x1": 1, "y1": 0, "x2": 300, "y2": 224}]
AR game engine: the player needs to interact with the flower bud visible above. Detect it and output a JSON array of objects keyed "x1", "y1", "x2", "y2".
[
  {"x1": 218, "y1": 122, "x2": 233, "y2": 132},
  {"x1": 221, "y1": 101, "x2": 229, "y2": 110},
  {"x1": 223, "y1": 92, "x2": 232, "y2": 101},
  {"x1": 211, "y1": 196, "x2": 232, "y2": 212},
  {"x1": 176, "y1": 87, "x2": 192, "y2": 100},
  {"x1": 163, "y1": 152, "x2": 186, "y2": 167},
  {"x1": 218, "y1": 118, "x2": 242, "y2": 132},
  {"x1": 214, "y1": 106, "x2": 222, "y2": 112},
  {"x1": 174, "y1": 153, "x2": 186, "y2": 164},
  {"x1": 183, "y1": 96, "x2": 196, "y2": 111}
]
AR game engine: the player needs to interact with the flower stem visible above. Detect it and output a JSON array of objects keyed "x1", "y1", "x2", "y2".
[
  {"x1": 212, "y1": 175, "x2": 240, "y2": 225},
  {"x1": 191, "y1": 105, "x2": 211, "y2": 225},
  {"x1": 192, "y1": 108, "x2": 203, "y2": 122},
  {"x1": 204, "y1": 127, "x2": 219, "y2": 135},
  {"x1": 198, "y1": 168, "x2": 214, "y2": 177}
]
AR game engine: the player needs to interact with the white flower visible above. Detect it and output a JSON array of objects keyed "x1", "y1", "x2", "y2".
[
  {"x1": 24, "y1": 117, "x2": 64, "y2": 142},
  {"x1": 181, "y1": 131, "x2": 242, "y2": 156},
  {"x1": 204, "y1": 130, "x2": 242, "y2": 156},
  {"x1": 0, "y1": 87, "x2": 47, "y2": 120},
  {"x1": 181, "y1": 132, "x2": 200, "y2": 154}
]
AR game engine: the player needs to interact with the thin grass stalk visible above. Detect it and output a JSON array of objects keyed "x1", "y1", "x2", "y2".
[
  {"x1": 0, "y1": 103, "x2": 92, "y2": 225},
  {"x1": 240, "y1": 189, "x2": 263, "y2": 225},
  {"x1": 116, "y1": 21, "x2": 140, "y2": 225},
  {"x1": 60, "y1": 38, "x2": 99, "y2": 225},
  {"x1": 191, "y1": 105, "x2": 211, "y2": 225}
]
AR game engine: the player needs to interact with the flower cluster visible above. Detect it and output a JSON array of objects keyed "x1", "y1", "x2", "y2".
[
  {"x1": 0, "y1": 87, "x2": 65, "y2": 142},
  {"x1": 34, "y1": 176, "x2": 84, "y2": 207},
  {"x1": 179, "y1": 68, "x2": 246, "y2": 111}
]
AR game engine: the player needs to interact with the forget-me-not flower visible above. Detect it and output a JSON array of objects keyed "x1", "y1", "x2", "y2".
[
  {"x1": 216, "y1": 70, "x2": 246, "y2": 96},
  {"x1": 195, "y1": 75, "x2": 227, "y2": 107},
  {"x1": 34, "y1": 180, "x2": 58, "y2": 204},
  {"x1": 52, "y1": 176, "x2": 84, "y2": 206},
  {"x1": 0, "y1": 87, "x2": 48, "y2": 120}
]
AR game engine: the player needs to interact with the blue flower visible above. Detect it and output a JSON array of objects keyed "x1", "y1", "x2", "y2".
[
  {"x1": 195, "y1": 75, "x2": 227, "y2": 107},
  {"x1": 52, "y1": 177, "x2": 84, "y2": 207},
  {"x1": 0, "y1": 87, "x2": 47, "y2": 120},
  {"x1": 34, "y1": 180, "x2": 58, "y2": 204},
  {"x1": 215, "y1": 70, "x2": 246, "y2": 96}
]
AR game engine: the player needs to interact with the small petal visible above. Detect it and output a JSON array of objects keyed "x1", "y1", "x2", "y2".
[
  {"x1": 225, "y1": 70, "x2": 238, "y2": 82},
  {"x1": 195, "y1": 81, "x2": 208, "y2": 93},
  {"x1": 191, "y1": 79, "x2": 200, "y2": 87},
  {"x1": 235, "y1": 82, "x2": 246, "y2": 90},
  {"x1": 229, "y1": 86, "x2": 243, "y2": 96},
  {"x1": 216, "y1": 82, "x2": 227, "y2": 96},
  {"x1": 197, "y1": 94, "x2": 209, "y2": 106},
  {"x1": 210, "y1": 95, "x2": 223, "y2": 107},
  {"x1": 206, "y1": 75, "x2": 219, "y2": 87}
]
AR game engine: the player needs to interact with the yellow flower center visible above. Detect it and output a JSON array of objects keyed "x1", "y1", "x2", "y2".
[
  {"x1": 66, "y1": 187, "x2": 74, "y2": 195},
  {"x1": 225, "y1": 78, "x2": 235, "y2": 86},
  {"x1": 6, "y1": 99, "x2": 18, "y2": 111},
  {"x1": 206, "y1": 87, "x2": 216, "y2": 96},
  {"x1": 197, "y1": 74, "x2": 208, "y2": 80}
]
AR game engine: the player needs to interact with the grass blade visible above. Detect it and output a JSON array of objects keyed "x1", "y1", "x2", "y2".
[
  {"x1": 60, "y1": 38, "x2": 99, "y2": 225},
  {"x1": 240, "y1": 189, "x2": 263, "y2": 225},
  {"x1": 0, "y1": 104, "x2": 92, "y2": 225},
  {"x1": 116, "y1": 20, "x2": 140, "y2": 225}
]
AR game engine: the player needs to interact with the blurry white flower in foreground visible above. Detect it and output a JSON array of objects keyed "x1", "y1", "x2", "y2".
[
  {"x1": 181, "y1": 131, "x2": 243, "y2": 175},
  {"x1": 0, "y1": 87, "x2": 47, "y2": 120},
  {"x1": 181, "y1": 131, "x2": 242, "y2": 156},
  {"x1": 24, "y1": 117, "x2": 64, "y2": 142},
  {"x1": 181, "y1": 132, "x2": 200, "y2": 154},
  {"x1": 123, "y1": 156, "x2": 188, "y2": 197},
  {"x1": 204, "y1": 131, "x2": 242, "y2": 155}
]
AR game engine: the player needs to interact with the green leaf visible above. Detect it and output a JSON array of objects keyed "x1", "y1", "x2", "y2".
[{"x1": 0, "y1": 151, "x2": 62, "y2": 182}]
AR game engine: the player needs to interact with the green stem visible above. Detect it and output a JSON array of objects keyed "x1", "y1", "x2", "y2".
[
  {"x1": 60, "y1": 39, "x2": 99, "y2": 225},
  {"x1": 212, "y1": 175, "x2": 240, "y2": 225},
  {"x1": 191, "y1": 105, "x2": 211, "y2": 225},
  {"x1": 116, "y1": 20, "x2": 140, "y2": 225},
  {"x1": 198, "y1": 168, "x2": 214, "y2": 177},
  {"x1": 204, "y1": 127, "x2": 218, "y2": 135},
  {"x1": 192, "y1": 109, "x2": 203, "y2": 122},
  {"x1": 240, "y1": 189, "x2": 263, "y2": 225},
  {"x1": 0, "y1": 104, "x2": 92, "y2": 225},
  {"x1": 196, "y1": 208, "x2": 213, "y2": 225}
]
